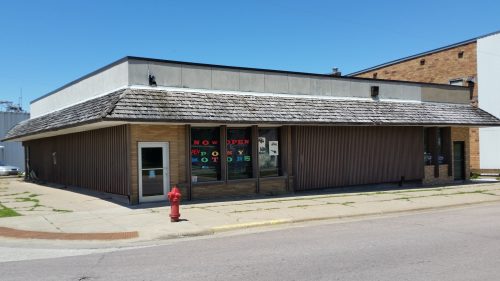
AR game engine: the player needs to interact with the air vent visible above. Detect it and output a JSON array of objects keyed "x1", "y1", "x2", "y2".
[
  {"x1": 371, "y1": 86, "x2": 379, "y2": 98},
  {"x1": 149, "y1": 75, "x2": 157, "y2": 87}
]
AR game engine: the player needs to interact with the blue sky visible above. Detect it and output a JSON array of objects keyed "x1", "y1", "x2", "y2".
[{"x1": 1, "y1": 0, "x2": 499, "y2": 111}]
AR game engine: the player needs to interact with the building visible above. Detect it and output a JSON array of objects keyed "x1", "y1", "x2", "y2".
[
  {"x1": 4, "y1": 57, "x2": 500, "y2": 204},
  {"x1": 349, "y1": 31, "x2": 500, "y2": 173},
  {"x1": 0, "y1": 111, "x2": 30, "y2": 170}
]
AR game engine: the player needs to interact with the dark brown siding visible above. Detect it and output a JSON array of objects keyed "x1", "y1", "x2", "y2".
[
  {"x1": 24, "y1": 125, "x2": 129, "y2": 195},
  {"x1": 293, "y1": 126, "x2": 424, "y2": 191}
]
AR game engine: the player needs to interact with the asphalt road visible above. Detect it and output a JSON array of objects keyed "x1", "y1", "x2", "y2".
[{"x1": 2, "y1": 203, "x2": 500, "y2": 281}]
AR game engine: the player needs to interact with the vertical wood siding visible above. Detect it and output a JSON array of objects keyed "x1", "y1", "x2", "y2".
[
  {"x1": 24, "y1": 125, "x2": 129, "y2": 195},
  {"x1": 293, "y1": 126, "x2": 424, "y2": 191}
]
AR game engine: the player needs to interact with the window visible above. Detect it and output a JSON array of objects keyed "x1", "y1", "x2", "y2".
[
  {"x1": 437, "y1": 128, "x2": 447, "y2": 164},
  {"x1": 424, "y1": 128, "x2": 432, "y2": 165},
  {"x1": 423, "y1": 127, "x2": 448, "y2": 165},
  {"x1": 227, "y1": 128, "x2": 252, "y2": 179},
  {"x1": 449, "y1": 78, "x2": 464, "y2": 86},
  {"x1": 420, "y1": 59, "x2": 426, "y2": 65},
  {"x1": 458, "y1": 51, "x2": 464, "y2": 58},
  {"x1": 191, "y1": 127, "x2": 221, "y2": 182},
  {"x1": 258, "y1": 128, "x2": 281, "y2": 177}
]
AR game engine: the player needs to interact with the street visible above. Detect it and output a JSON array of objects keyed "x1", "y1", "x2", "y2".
[{"x1": 1, "y1": 203, "x2": 500, "y2": 281}]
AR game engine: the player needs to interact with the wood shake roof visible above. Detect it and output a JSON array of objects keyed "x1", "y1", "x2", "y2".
[{"x1": 5, "y1": 88, "x2": 500, "y2": 140}]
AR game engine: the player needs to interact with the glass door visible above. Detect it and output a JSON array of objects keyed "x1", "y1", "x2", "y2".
[
  {"x1": 138, "y1": 142, "x2": 169, "y2": 203},
  {"x1": 453, "y1": 141, "x2": 465, "y2": 180}
]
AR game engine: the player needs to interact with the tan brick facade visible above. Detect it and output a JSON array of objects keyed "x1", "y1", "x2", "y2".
[
  {"x1": 423, "y1": 165, "x2": 452, "y2": 185},
  {"x1": 451, "y1": 127, "x2": 471, "y2": 180},
  {"x1": 354, "y1": 42, "x2": 480, "y2": 170},
  {"x1": 422, "y1": 127, "x2": 470, "y2": 185},
  {"x1": 129, "y1": 124, "x2": 187, "y2": 204},
  {"x1": 129, "y1": 124, "x2": 288, "y2": 203}
]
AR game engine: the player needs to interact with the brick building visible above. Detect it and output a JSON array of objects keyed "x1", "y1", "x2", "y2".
[
  {"x1": 349, "y1": 31, "x2": 500, "y2": 172},
  {"x1": 4, "y1": 57, "x2": 500, "y2": 204}
]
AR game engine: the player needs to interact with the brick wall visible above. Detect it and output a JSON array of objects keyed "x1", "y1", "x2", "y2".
[
  {"x1": 354, "y1": 42, "x2": 479, "y2": 170},
  {"x1": 451, "y1": 127, "x2": 471, "y2": 180},
  {"x1": 423, "y1": 165, "x2": 453, "y2": 185},
  {"x1": 129, "y1": 124, "x2": 187, "y2": 204}
]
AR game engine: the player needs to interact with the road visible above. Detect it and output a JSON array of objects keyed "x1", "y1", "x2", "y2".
[{"x1": 1, "y1": 203, "x2": 500, "y2": 281}]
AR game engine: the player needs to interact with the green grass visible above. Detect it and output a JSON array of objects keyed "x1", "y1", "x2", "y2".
[
  {"x1": 15, "y1": 196, "x2": 43, "y2": 211},
  {"x1": 0, "y1": 204, "x2": 21, "y2": 218},
  {"x1": 52, "y1": 208, "x2": 72, "y2": 213}
]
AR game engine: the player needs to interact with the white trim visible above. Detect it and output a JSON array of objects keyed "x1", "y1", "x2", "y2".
[
  {"x1": 128, "y1": 85, "x2": 470, "y2": 105},
  {"x1": 30, "y1": 86, "x2": 129, "y2": 119},
  {"x1": 8, "y1": 121, "x2": 128, "y2": 142},
  {"x1": 129, "y1": 85, "x2": 421, "y2": 103},
  {"x1": 138, "y1": 142, "x2": 170, "y2": 203}
]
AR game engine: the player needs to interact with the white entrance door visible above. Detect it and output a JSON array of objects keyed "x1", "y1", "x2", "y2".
[{"x1": 138, "y1": 142, "x2": 169, "y2": 203}]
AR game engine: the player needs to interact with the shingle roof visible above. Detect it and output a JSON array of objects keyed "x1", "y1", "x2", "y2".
[{"x1": 5, "y1": 88, "x2": 500, "y2": 140}]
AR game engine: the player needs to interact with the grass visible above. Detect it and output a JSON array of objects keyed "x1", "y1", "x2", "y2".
[
  {"x1": 52, "y1": 208, "x2": 72, "y2": 213},
  {"x1": 0, "y1": 203, "x2": 21, "y2": 218},
  {"x1": 15, "y1": 196, "x2": 44, "y2": 211},
  {"x1": 0, "y1": 191, "x2": 29, "y2": 197}
]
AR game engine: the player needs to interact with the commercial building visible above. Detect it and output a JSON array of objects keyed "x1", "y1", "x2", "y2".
[
  {"x1": 4, "y1": 57, "x2": 500, "y2": 204},
  {"x1": 349, "y1": 31, "x2": 500, "y2": 173}
]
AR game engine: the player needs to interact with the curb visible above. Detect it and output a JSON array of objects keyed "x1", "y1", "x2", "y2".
[
  {"x1": 2, "y1": 199, "x2": 499, "y2": 242},
  {"x1": 206, "y1": 199, "x2": 500, "y2": 235},
  {"x1": 0, "y1": 227, "x2": 139, "y2": 241}
]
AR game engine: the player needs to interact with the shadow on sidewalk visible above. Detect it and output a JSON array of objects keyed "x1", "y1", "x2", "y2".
[{"x1": 21, "y1": 177, "x2": 499, "y2": 210}]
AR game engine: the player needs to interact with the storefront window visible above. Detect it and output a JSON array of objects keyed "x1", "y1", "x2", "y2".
[
  {"x1": 191, "y1": 127, "x2": 221, "y2": 182},
  {"x1": 424, "y1": 127, "x2": 448, "y2": 165},
  {"x1": 424, "y1": 128, "x2": 432, "y2": 165},
  {"x1": 258, "y1": 128, "x2": 281, "y2": 177},
  {"x1": 437, "y1": 128, "x2": 447, "y2": 164},
  {"x1": 227, "y1": 128, "x2": 252, "y2": 179}
]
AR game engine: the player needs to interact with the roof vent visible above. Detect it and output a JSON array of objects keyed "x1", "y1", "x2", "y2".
[
  {"x1": 371, "y1": 86, "x2": 379, "y2": 98},
  {"x1": 149, "y1": 75, "x2": 157, "y2": 87},
  {"x1": 331, "y1": 68, "x2": 342, "y2": 76}
]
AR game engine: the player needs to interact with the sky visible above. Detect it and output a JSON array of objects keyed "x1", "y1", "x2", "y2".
[{"x1": 0, "y1": 0, "x2": 499, "y2": 111}]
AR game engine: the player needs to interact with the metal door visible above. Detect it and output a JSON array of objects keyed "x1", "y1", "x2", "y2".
[
  {"x1": 138, "y1": 142, "x2": 169, "y2": 203},
  {"x1": 453, "y1": 141, "x2": 465, "y2": 180}
]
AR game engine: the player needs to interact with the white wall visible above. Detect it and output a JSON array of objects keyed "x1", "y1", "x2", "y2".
[
  {"x1": 30, "y1": 60, "x2": 129, "y2": 118},
  {"x1": 478, "y1": 33, "x2": 500, "y2": 169},
  {"x1": 30, "y1": 57, "x2": 471, "y2": 121},
  {"x1": 129, "y1": 59, "x2": 470, "y2": 103},
  {"x1": 0, "y1": 112, "x2": 30, "y2": 170}
]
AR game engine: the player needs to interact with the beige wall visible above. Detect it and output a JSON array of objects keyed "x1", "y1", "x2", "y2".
[
  {"x1": 423, "y1": 165, "x2": 453, "y2": 185},
  {"x1": 422, "y1": 127, "x2": 470, "y2": 185},
  {"x1": 129, "y1": 124, "x2": 288, "y2": 202},
  {"x1": 129, "y1": 124, "x2": 187, "y2": 204},
  {"x1": 354, "y1": 42, "x2": 479, "y2": 170},
  {"x1": 452, "y1": 127, "x2": 471, "y2": 180}
]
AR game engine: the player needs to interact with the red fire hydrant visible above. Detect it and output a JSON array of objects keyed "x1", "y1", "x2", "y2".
[{"x1": 167, "y1": 185, "x2": 182, "y2": 222}]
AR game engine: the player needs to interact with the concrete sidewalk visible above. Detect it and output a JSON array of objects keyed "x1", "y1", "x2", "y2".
[{"x1": 1, "y1": 177, "x2": 500, "y2": 247}]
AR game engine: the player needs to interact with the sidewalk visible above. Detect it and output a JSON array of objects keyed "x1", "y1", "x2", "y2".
[{"x1": 1, "y1": 177, "x2": 500, "y2": 247}]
